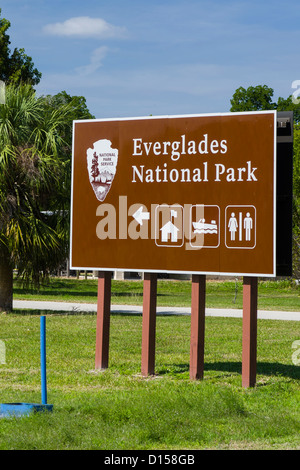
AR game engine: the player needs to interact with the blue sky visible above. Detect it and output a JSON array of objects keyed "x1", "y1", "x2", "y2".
[{"x1": 1, "y1": 0, "x2": 300, "y2": 118}]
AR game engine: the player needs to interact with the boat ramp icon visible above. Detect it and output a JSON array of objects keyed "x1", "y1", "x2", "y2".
[
  {"x1": 193, "y1": 219, "x2": 218, "y2": 234},
  {"x1": 190, "y1": 205, "x2": 220, "y2": 249}
]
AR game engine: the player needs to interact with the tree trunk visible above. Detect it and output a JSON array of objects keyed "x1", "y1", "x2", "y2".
[{"x1": 0, "y1": 247, "x2": 13, "y2": 312}]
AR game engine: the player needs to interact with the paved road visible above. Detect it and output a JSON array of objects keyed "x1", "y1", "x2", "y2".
[{"x1": 13, "y1": 300, "x2": 300, "y2": 321}]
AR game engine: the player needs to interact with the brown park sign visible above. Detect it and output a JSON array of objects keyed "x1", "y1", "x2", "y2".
[{"x1": 70, "y1": 111, "x2": 277, "y2": 277}]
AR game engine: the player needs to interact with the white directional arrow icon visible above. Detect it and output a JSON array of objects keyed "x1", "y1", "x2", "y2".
[{"x1": 132, "y1": 206, "x2": 150, "y2": 225}]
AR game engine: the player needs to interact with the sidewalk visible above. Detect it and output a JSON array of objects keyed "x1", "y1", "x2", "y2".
[{"x1": 12, "y1": 300, "x2": 300, "y2": 321}]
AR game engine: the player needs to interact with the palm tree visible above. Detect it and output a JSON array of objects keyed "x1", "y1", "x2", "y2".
[{"x1": 0, "y1": 83, "x2": 73, "y2": 311}]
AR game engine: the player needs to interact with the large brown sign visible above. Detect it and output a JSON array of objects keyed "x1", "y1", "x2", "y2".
[{"x1": 71, "y1": 111, "x2": 277, "y2": 276}]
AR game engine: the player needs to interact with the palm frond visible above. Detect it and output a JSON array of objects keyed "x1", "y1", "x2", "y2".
[{"x1": 0, "y1": 83, "x2": 74, "y2": 287}]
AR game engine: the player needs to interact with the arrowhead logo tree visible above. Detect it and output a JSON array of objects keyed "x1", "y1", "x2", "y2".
[{"x1": 87, "y1": 139, "x2": 118, "y2": 202}]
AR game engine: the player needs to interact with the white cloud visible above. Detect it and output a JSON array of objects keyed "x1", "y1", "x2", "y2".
[
  {"x1": 43, "y1": 16, "x2": 127, "y2": 39},
  {"x1": 75, "y1": 46, "x2": 109, "y2": 76}
]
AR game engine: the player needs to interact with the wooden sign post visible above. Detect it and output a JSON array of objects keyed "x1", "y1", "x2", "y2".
[
  {"x1": 242, "y1": 277, "x2": 258, "y2": 388},
  {"x1": 141, "y1": 273, "x2": 157, "y2": 376},
  {"x1": 95, "y1": 271, "x2": 112, "y2": 370},
  {"x1": 70, "y1": 111, "x2": 287, "y2": 388},
  {"x1": 190, "y1": 275, "x2": 206, "y2": 380},
  {"x1": 94, "y1": 271, "x2": 259, "y2": 387}
]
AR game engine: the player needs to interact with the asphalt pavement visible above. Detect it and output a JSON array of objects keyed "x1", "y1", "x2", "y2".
[{"x1": 12, "y1": 300, "x2": 300, "y2": 321}]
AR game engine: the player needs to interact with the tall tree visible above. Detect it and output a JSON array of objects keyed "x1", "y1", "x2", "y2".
[
  {"x1": 292, "y1": 124, "x2": 300, "y2": 277},
  {"x1": 230, "y1": 84, "x2": 300, "y2": 123},
  {"x1": 230, "y1": 85, "x2": 276, "y2": 112},
  {"x1": 0, "y1": 9, "x2": 41, "y2": 85},
  {"x1": 0, "y1": 84, "x2": 74, "y2": 311},
  {"x1": 91, "y1": 153, "x2": 100, "y2": 181},
  {"x1": 40, "y1": 91, "x2": 95, "y2": 246},
  {"x1": 46, "y1": 91, "x2": 95, "y2": 119},
  {"x1": 277, "y1": 95, "x2": 300, "y2": 124},
  {"x1": 42, "y1": 91, "x2": 95, "y2": 157},
  {"x1": 230, "y1": 84, "x2": 300, "y2": 276}
]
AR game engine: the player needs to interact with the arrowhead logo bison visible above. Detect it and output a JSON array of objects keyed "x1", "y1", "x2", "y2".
[{"x1": 87, "y1": 139, "x2": 118, "y2": 202}]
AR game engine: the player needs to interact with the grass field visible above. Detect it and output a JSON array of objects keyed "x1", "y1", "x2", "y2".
[
  {"x1": 13, "y1": 276, "x2": 300, "y2": 311},
  {"x1": 0, "y1": 277, "x2": 299, "y2": 450}
]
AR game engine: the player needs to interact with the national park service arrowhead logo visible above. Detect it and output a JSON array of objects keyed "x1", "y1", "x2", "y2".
[{"x1": 87, "y1": 139, "x2": 118, "y2": 202}]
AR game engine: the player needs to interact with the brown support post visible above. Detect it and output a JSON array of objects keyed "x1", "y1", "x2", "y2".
[
  {"x1": 190, "y1": 274, "x2": 206, "y2": 380},
  {"x1": 141, "y1": 272, "x2": 157, "y2": 376},
  {"x1": 95, "y1": 271, "x2": 112, "y2": 370},
  {"x1": 242, "y1": 276, "x2": 258, "y2": 388}
]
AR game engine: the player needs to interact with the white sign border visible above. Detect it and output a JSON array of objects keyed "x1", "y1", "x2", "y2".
[{"x1": 70, "y1": 110, "x2": 277, "y2": 278}]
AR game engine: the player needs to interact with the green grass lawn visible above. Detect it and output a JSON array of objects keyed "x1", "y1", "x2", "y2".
[
  {"x1": 0, "y1": 277, "x2": 299, "y2": 450},
  {"x1": 0, "y1": 310, "x2": 299, "y2": 450},
  {"x1": 12, "y1": 276, "x2": 300, "y2": 311}
]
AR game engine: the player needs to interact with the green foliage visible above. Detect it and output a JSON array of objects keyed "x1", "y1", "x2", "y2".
[
  {"x1": 0, "y1": 10, "x2": 95, "y2": 307},
  {"x1": 0, "y1": 84, "x2": 74, "y2": 287},
  {"x1": 230, "y1": 84, "x2": 300, "y2": 123},
  {"x1": 230, "y1": 85, "x2": 277, "y2": 112},
  {"x1": 39, "y1": 91, "x2": 95, "y2": 242},
  {"x1": 292, "y1": 125, "x2": 300, "y2": 277},
  {"x1": 277, "y1": 96, "x2": 300, "y2": 124},
  {"x1": 293, "y1": 125, "x2": 300, "y2": 197},
  {"x1": 0, "y1": 313, "x2": 299, "y2": 449},
  {"x1": 42, "y1": 91, "x2": 95, "y2": 151},
  {"x1": 230, "y1": 84, "x2": 300, "y2": 277},
  {"x1": 0, "y1": 9, "x2": 41, "y2": 86},
  {"x1": 12, "y1": 277, "x2": 300, "y2": 312},
  {"x1": 46, "y1": 91, "x2": 95, "y2": 120}
]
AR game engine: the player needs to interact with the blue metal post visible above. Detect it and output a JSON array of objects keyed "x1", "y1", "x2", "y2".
[{"x1": 40, "y1": 316, "x2": 47, "y2": 405}]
